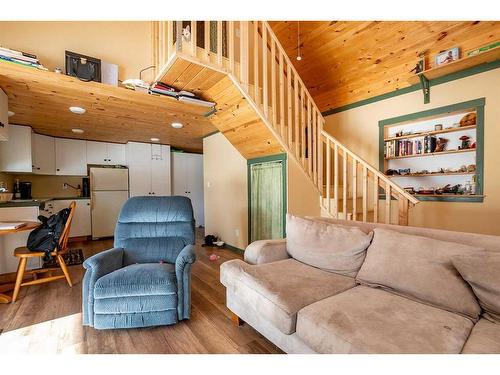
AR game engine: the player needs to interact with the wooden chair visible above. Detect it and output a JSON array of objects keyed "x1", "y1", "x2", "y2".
[{"x1": 11, "y1": 201, "x2": 76, "y2": 302}]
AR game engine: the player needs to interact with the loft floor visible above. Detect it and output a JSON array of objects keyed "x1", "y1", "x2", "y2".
[{"x1": 0, "y1": 229, "x2": 282, "y2": 354}]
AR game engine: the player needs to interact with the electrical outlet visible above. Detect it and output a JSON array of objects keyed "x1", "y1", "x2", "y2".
[
  {"x1": 207, "y1": 181, "x2": 211, "y2": 188},
  {"x1": 235, "y1": 229, "x2": 240, "y2": 237}
]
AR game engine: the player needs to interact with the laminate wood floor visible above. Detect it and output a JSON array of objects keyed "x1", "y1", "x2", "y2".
[{"x1": 0, "y1": 230, "x2": 283, "y2": 354}]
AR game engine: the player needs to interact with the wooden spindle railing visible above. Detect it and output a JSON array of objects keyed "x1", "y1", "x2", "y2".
[{"x1": 151, "y1": 20, "x2": 419, "y2": 225}]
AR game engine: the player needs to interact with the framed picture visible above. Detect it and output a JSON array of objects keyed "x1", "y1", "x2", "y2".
[{"x1": 435, "y1": 47, "x2": 460, "y2": 66}]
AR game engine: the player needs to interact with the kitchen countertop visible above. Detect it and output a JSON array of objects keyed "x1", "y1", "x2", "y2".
[
  {"x1": 40, "y1": 197, "x2": 90, "y2": 201},
  {"x1": 0, "y1": 196, "x2": 90, "y2": 208}
]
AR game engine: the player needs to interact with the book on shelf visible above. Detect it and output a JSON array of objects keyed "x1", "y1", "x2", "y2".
[
  {"x1": 384, "y1": 138, "x2": 426, "y2": 158},
  {"x1": 0, "y1": 46, "x2": 47, "y2": 70},
  {"x1": 149, "y1": 82, "x2": 179, "y2": 98}
]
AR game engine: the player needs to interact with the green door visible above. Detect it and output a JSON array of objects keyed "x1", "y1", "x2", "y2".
[{"x1": 248, "y1": 154, "x2": 287, "y2": 242}]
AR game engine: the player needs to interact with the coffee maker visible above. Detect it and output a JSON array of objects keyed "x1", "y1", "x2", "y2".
[
  {"x1": 19, "y1": 182, "x2": 32, "y2": 199},
  {"x1": 82, "y1": 177, "x2": 90, "y2": 197}
]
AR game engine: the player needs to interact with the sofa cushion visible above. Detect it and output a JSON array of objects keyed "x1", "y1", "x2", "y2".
[
  {"x1": 452, "y1": 251, "x2": 500, "y2": 323},
  {"x1": 221, "y1": 258, "x2": 355, "y2": 334},
  {"x1": 356, "y1": 228, "x2": 481, "y2": 320},
  {"x1": 94, "y1": 263, "x2": 177, "y2": 299},
  {"x1": 461, "y1": 319, "x2": 500, "y2": 354},
  {"x1": 296, "y1": 286, "x2": 474, "y2": 353},
  {"x1": 286, "y1": 214, "x2": 373, "y2": 277}
]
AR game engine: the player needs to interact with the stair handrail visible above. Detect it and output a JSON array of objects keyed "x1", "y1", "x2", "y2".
[{"x1": 321, "y1": 130, "x2": 420, "y2": 205}]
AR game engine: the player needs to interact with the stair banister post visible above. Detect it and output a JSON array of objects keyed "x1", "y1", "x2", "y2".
[{"x1": 176, "y1": 20, "x2": 183, "y2": 52}]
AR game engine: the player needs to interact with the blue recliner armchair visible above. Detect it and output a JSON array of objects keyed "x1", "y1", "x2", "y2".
[{"x1": 82, "y1": 196, "x2": 196, "y2": 329}]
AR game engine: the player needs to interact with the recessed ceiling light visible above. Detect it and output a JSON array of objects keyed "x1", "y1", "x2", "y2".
[
  {"x1": 69, "y1": 106, "x2": 86, "y2": 115},
  {"x1": 171, "y1": 122, "x2": 183, "y2": 129},
  {"x1": 72, "y1": 128, "x2": 84, "y2": 134},
  {"x1": 150, "y1": 137, "x2": 160, "y2": 142},
  {"x1": 7, "y1": 111, "x2": 15, "y2": 117}
]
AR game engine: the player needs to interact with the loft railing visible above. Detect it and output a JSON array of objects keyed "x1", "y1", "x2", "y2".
[{"x1": 152, "y1": 21, "x2": 419, "y2": 225}]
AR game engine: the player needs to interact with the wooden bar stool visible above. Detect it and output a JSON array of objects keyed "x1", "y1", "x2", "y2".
[{"x1": 11, "y1": 201, "x2": 76, "y2": 302}]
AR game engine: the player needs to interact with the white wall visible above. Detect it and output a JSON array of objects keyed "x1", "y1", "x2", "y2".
[{"x1": 203, "y1": 133, "x2": 248, "y2": 249}]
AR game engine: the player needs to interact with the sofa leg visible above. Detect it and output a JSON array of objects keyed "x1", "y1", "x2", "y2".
[{"x1": 231, "y1": 312, "x2": 244, "y2": 327}]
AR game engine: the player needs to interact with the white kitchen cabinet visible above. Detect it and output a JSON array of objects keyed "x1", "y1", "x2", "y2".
[
  {"x1": 127, "y1": 142, "x2": 153, "y2": 197},
  {"x1": 86, "y1": 141, "x2": 107, "y2": 165},
  {"x1": 0, "y1": 124, "x2": 32, "y2": 173},
  {"x1": 106, "y1": 143, "x2": 126, "y2": 165},
  {"x1": 127, "y1": 142, "x2": 171, "y2": 197},
  {"x1": 39, "y1": 199, "x2": 91, "y2": 237},
  {"x1": 55, "y1": 138, "x2": 87, "y2": 176},
  {"x1": 86, "y1": 141, "x2": 126, "y2": 165},
  {"x1": 172, "y1": 152, "x2": 204, "y2": 226},
  {"x1": 32, "y1": 133, "x2": 56, "y2": 175},
  {"x1": 151, "y1": 144, "x2": 171, "y2": 196},
  {"x1": 0, "y1": 88, "x2": 9, "y2": 141}
]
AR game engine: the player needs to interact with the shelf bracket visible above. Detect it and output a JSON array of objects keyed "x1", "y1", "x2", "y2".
[{"x1": 418, "y1": 74, "x2": 430, "y2": 104}]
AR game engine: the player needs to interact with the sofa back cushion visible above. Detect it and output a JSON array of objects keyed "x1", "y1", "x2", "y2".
[
  {"x1": 356, "y1": 228, "x2": 481, "y2": 320},
  {"x1": 452, "y1": 252, "x2": 500, "y2": 323},
  {"x1": 286, "y1": 214, "x2": 373, "y2": 277}
]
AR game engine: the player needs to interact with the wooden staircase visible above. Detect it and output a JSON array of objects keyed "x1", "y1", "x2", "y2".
[{"x1": 152, "y1": 21, "x2": 420, "y2": 225}]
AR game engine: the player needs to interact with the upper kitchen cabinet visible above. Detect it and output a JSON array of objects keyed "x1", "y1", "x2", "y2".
[
  {"x1": 32, "y1": 133, "x2": 56, "y2": 175},
  {"x1": 86, "y1": 141, "x2": 126, "y2": 165},
  {"x1": 0, "y1": 124, "x2": 32, "y2": 173},
  {"x1": 172, "y1": 152, "x2": 204, "y2": 226},
  {"x1": 55, "y1": 138, "x2": 87, "y2": 176},
  {"x1": 127, "y1": 142, "x2": 171, "y2": 197},
  {"x1": 0, "y1": 89, "x2": 8, "y2": 141},
  {"x1": 151, "y1": 144, "x2": 171, "y2": 196}
]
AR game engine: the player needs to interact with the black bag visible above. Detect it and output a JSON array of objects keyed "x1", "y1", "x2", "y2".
[
  {"x1": 203, "y1": 234, "x2": 217, "y2": 247},
  {"x1": 27, "y1": 208, "x2": 70, "y2": 261},
  {"x1": 65, "y1": 50, "x2": 101, "y2": 82}
]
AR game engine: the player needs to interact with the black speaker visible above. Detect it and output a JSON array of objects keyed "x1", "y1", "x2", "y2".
[{"x1": 65, "y1": 51, "x2": 101, "y2": 83}]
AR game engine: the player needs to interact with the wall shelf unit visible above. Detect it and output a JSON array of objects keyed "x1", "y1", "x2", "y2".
[
  {"x1": 408, "y1": 46, "x2": 500, "y2": 103},
  {"x1": 379, "y1": 98, "x2": 485, "y2": 202}
]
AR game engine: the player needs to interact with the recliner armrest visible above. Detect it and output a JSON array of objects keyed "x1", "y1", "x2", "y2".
[
  {"x1": 175, "y1": 245, "x2": 196, "y2": 320},
  {"x1": 244, "y1": 239, "x2": 290, "y2": 265},
  {"x1": 83, "y1": 247, "x2": 124, "y2": 274},
  {"x1": 175, "y1": 244, "x2": 196, "y2": 269},
  {"x1": 82, "y1": 247, "x2": 124, "y2": 327}
]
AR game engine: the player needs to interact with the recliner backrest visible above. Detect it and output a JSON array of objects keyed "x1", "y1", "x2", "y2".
[{"x1": 114, "y1": 196, "x2": 195, "y2": 265}]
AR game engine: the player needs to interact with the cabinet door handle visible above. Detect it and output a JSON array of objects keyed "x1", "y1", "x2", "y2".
[{"x1": 56, "y1": 168, "x2": 60, "y2": 171}]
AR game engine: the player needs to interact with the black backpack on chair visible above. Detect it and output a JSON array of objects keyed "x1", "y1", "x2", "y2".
[{"x1": 27, "y1": 208, "x2": 70, "y2": 261}]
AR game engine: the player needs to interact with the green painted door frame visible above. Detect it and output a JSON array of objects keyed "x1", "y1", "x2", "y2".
[{"x1": 247, "y1": 153, "x2": 287, "y2": 242}]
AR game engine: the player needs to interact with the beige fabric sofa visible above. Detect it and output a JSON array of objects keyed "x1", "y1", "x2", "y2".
[{"x1": 220, "y1": 217, "x2": 500, "y2": 354}]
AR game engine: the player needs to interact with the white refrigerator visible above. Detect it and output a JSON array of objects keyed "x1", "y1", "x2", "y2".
[{"x1": 90, "y1": 167, "x2": 129, "y2": 239}]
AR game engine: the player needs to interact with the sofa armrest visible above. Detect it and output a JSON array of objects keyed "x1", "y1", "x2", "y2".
[
  {"x1": 244, "y1": 239, "x2": 290, "y2": 265},
  {"x1": 175, "y1": 245, "x2": 196, "y2": 320},
  {"x1": 82, "y1": 247, "x2": 124, "y2": 326}
]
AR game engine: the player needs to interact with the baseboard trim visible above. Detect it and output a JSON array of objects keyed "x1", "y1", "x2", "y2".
[{"x1": 223, "y1": 243, "x2": 245, "y2": 254}]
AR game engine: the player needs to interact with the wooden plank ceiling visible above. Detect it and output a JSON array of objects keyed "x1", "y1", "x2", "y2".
[
  {"x1": 0, "y1": 60, "x2": 216, "y2": 152},
  {"x1": 269, "y1": 21, "x2": 500, "y2": 112},
  {"x1": 160, "y1": 57, "x2": 283, "y2": 159}
]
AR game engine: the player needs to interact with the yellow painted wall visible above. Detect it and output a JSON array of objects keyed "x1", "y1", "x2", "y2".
[
  {"x1": 203, "y1": 133, "x2": 248, "y2": 249},
  {"x1": 287, "y1": 156, "x2": 321, "y2": 218},
  {"x1": 324, "y1": 68, "x2": 500, "y2": 235},
  {"x1": 0, "y1": 21, "x2": 154, "y2": 82}
]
